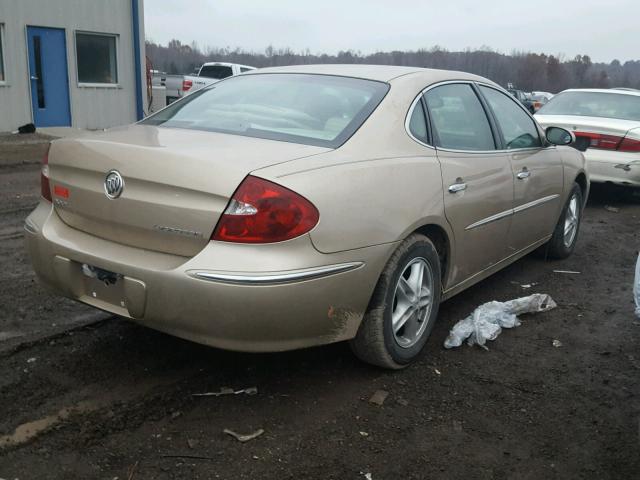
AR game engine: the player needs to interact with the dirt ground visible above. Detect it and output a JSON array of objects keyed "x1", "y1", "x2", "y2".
[{"x1": 0, "y1": 134, "x2": 639, "y2": 479}]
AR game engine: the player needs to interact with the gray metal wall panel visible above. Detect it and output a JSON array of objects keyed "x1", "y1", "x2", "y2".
[{"x1": 0, "y1": 0, "x2": 145, "y2": 131}]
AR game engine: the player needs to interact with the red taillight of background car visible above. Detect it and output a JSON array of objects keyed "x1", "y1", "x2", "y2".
[
  {"x1": 618, "y1": 136, "x2": 640, "y2": 152},
  {"x1": 574, "y1": 132, "x2": 622, "y2": 150},
  {"x1": 574, "y1": 131, "x2": 640, "y2": 152},
  {"x1": 182, "y1": 79, "x2": 193, "y2": 91},
  {"x1": 41, "y1": 144, "x2": 52, "y2": 202},
  {"x1": 212, "y1": 176, "x2": 319, "y2": 243}
]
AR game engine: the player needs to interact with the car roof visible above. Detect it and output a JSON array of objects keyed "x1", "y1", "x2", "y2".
[
  {"x1": 201, "y1": 62, "x2": 255, "y2": 69},
  {"x1": 560, "y1": 88, "x2": 640, "y2": 97},
  {"x1": 245, "y1": 64, "x2": 492, "y2": 84}
]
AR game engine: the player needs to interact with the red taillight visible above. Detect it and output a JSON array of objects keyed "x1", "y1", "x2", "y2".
[
  {"x1": 574, "y1": 131, "x2": 623, "y2": 150},
  {"x1": 574, "y1": 131, "x2": 640, "y2": 152},
  {"x1": 182, "y1": 79, "x2": 193, "y2": 91},
  {"x1": 618, "y1": 136, "x2": 640, "y2": 152},
  {"x1": 41, "y1": 144, "x2": 52, "y2": 202},
  {"x1": 53, "y1": 185, "x2": 69, "y2": 198},
  {"x1": 212, "y1": 176, "x2": 319, "y2": 243}
]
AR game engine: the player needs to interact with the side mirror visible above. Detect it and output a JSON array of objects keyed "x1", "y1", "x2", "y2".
[
  {"x1": 545, "y1": 127, "x2": 589, "y2": 152},
  {"x1": 545, "y1": 126, "x2": 574, "y2": 146}
]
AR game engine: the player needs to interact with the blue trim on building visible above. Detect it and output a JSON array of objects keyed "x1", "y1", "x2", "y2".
[{"x1": 131, "y1": 0, "x2": 144, "y2": 120}]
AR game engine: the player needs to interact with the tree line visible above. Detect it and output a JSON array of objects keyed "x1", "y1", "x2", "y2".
[{"x1": 146, "y1": 40, "x2": 640, "y2": 93}]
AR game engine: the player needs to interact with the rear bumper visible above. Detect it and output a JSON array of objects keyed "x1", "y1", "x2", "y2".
[
  {"x1": 585, "y1": 149, "x2": 640, "y2": 187},
  {"x1": 25, "y1": 202, "x2": 394, "y2": 352}
]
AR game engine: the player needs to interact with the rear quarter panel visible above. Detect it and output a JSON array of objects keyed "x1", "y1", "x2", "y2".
[
  {"x1": 263, "y1": 151, "x2": 446, "y2": 254},
  {"x1": 253, "y1": 72, "x2": 457, "y2": 255}
]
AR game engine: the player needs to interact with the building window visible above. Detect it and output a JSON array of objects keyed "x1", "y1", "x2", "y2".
[
  {"x1": 0, "y1": 24, "x2": 5, "y2": 83},
  {"x1": 76, "y1": 32, "x2": 117, "y2": 84}
]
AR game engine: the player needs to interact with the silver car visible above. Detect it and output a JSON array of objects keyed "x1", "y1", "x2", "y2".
[{"x1": 535, "y1": 88, "x2": 640, "y2": 187}]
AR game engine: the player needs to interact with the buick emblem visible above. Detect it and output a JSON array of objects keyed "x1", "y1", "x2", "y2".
[{"x1": 104, "y1": 170, "x2": 124, "y2": 199}]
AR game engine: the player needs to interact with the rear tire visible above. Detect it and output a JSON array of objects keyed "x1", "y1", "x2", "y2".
[
  {"x1": 543, "y1": 183, "x2": 583, "y2": 259},
  {"x1": 350, "y1": 234, "x2": 441, "y2": 369}
]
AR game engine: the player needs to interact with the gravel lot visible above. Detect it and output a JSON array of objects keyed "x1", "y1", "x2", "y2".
[{"x1": 0, "y1": 134, "x2": 638, "y2": 479}]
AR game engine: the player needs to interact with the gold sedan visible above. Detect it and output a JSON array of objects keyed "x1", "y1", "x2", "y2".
[{"x1": 25, "y1": 65, "x2": 588, "y2": 368}]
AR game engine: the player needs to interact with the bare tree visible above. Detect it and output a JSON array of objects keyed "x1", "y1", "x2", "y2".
[{"x1": 146, "y1": 40, "x2": 640, "y2": 92}]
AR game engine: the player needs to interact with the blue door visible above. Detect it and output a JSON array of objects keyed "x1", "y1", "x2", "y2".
[{"x1": 27, "y1": 27, "x2": 72, "y2": 127}]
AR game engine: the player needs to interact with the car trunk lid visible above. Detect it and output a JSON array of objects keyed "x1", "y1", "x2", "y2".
[{"x1": 48, "y1": 125, "x2": 329, "y2": 257}]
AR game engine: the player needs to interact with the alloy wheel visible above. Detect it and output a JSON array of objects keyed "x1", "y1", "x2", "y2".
[
  {"x1": 391, "y1": 257, "x2": 434, "y2": 348},
  {"x1": 563, "y1": 194, "x2": 580, "y2": 248}
]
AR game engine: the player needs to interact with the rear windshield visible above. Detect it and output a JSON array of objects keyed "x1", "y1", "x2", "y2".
[
  {"x1": 198, "y1": 65, "x2": 233, "y2": 79},
  {"x1": 142, "y1": 73, "x2": 389, "y2": 148},
  {"x1": 537, "y1": 91, "x2": 640, "y2": 121}
]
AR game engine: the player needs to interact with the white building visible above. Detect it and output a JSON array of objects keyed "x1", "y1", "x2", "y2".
[{"x1": 0, "y1": 0, "x2": 147, "y2": 132}]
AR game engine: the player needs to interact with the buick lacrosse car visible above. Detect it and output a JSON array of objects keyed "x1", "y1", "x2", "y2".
[
  {"x1": 25, "y1": 65, "x2": 588, "y2": 368},
  {"x1": 536, "y1": 88, "x2": 640, "y2": 188}
]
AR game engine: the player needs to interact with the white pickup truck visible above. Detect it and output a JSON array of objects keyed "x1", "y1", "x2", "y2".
[{"x1": 182, "y1": 62, "x2": 256, "y2": 95}]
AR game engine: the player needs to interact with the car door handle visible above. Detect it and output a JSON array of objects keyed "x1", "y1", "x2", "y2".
[
  {"x1": 448, "y1": 180, "x2": 467, "y2": 193},
  {"x1": 517, "y1": 168, "x2": 531, "y2": 179},
  {"x1": 30, "y1": 75, "x2": 39, "y2": 81}
]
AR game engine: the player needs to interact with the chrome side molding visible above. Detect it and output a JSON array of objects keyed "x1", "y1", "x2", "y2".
[
  {"x1": 466, "y1": 194, "x2": 560, "y2": 230},
  {"x1": 512, "y1": 194, "x2": 560, "y2": 214}
]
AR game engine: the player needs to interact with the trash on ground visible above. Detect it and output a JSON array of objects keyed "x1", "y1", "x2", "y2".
[
  {"x1": 635, "y1": 252, "x2": 640, "y2": 319},
  {"x1": 359, "y1": 431, "x2": 369, "y2": 437},
  {"x1": 434, "y1": 368, "x2": 441, "y2": 375},
  {"x1": 223, "y1": 428, "x2": 264, "y2": 443},
  {"x1": 552, "y1": 339, "x2": 563, "y2": 348},
  {"x1": 520, "y1": 283, "x2": 537, "y2": 289},
  {"x1": 186, "y1": 438, "x2": 198, "y2": 449},
  {"x1": 369, "y1": 390, "x2": 389, "y2": 406},
  {"x1": 17, "y1": 123, "x2": 36, "y2": 134},
  {"x1": 604, "y1": 205, "x2": 620, "y2": 213},
  {"x1": 444, "y1": 294, "x2": 557, "y2": 349},
  {"x1": 553, "y1": 270, "x2": 581, "y2": 275},
  {"x1": 26, "y1": 357, "x2": 37, "y2": 363},
  {"x1": 192, "y1": 387, "x2": 258, "y2": 397}
]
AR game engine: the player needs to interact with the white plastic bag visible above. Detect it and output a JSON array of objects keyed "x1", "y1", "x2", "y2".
[
  {"x1": 634, "y1": 253, "x2": 640, "y2": 318},
  {"x1": 444, "y1": 293, "x2": 557, "y2": 349}
]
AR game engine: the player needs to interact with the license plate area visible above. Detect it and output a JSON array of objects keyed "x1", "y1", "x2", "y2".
[{"x1": 81, "y1": 263, "x2": 126, "y2": 309}]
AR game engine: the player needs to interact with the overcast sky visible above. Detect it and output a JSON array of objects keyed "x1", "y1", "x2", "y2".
[{"x1": 145, "y1": 0, "x2": 637, "y2": 63}]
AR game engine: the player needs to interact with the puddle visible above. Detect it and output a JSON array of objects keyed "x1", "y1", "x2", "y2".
[{"x1": 0, "y1": 400, "x2": 102, "y2": 449}]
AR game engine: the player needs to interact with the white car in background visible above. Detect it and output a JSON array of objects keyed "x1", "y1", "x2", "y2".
[
  {"x1": 535, "y1": 88, "x2": 640, "y2": 187},
  {"x1": 530, "y1": 91, "x2": 554, "y2": 112},
  {"x1": 182, "y1": 62, "x2": 256, "y2": 95}
]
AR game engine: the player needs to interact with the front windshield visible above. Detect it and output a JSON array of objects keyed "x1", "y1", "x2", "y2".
[
  {"x1": 143, "y1": 73, "x2": 389, "y2": 148},
  {"x1": 537, "y1": 91, "x2": 640, "y2": 121}
]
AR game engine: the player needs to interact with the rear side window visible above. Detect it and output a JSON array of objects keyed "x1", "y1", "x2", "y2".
[
  {"x1": 240, "y1": 67, "x2": 253, "y2": 73},
  {"x1": 425, "y1": 84, "x2": 495, "y2": 151},
  {"x1": 480, "y1": 86, "x2": 542, "y2": 149},
  {"x1": 408, "y1": 99, "x2": 429, "y2": 143},
  {"x1": 199, "y1": 65, "x2": 233, "y2": 79}
]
